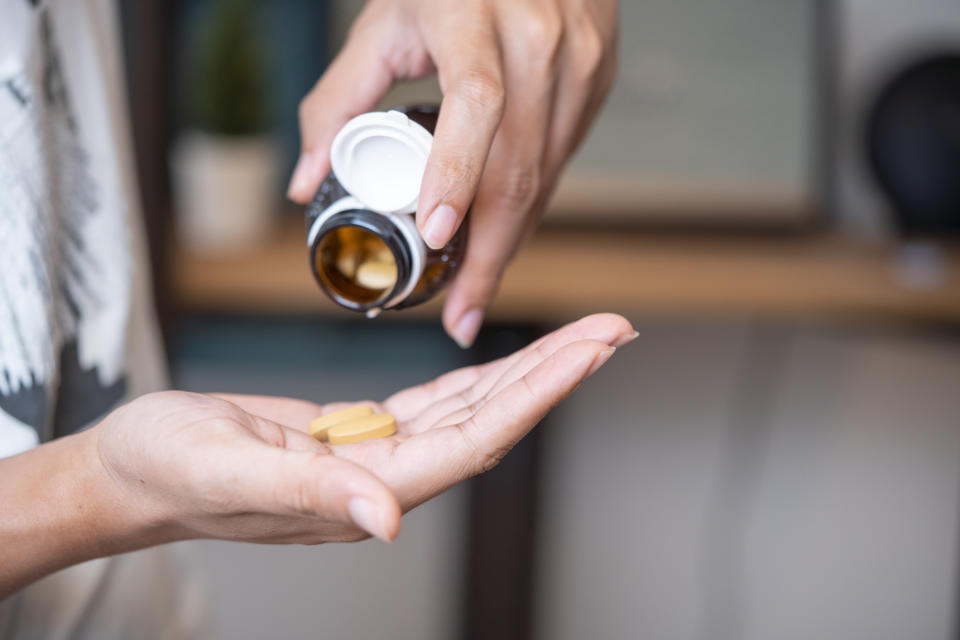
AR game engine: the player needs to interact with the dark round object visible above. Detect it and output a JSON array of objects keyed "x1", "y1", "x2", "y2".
[
  {"x1": 866, "y1": 53, "x2": 960, "y2": 234},
  {"x1": 310, "y1": 210, "x2": 413, "y2": 313}
]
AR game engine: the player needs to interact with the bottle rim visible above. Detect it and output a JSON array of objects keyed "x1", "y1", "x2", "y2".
[{"x1": 309, "y1": 209, "x2": 415, "y2": 313}]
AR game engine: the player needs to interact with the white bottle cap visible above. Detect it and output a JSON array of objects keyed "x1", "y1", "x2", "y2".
[{"x1": 329, "y1": 110, "x2": 434, "y2": 215}]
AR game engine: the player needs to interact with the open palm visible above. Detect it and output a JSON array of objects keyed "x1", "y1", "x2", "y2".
[
  {"x1": 96, "y1": 314, "x2": 633, "y2": 546},
  {"x1": 226, "y1": 313, "x2": 633, "y2": 508}
]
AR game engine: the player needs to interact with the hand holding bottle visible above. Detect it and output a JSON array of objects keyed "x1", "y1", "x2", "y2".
[{"x1": 288, "y1": 0, "x2": 619, "y2": 347}]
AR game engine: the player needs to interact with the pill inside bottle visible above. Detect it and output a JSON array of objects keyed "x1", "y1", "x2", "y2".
[
  {"x1": 305, "y1": 106, "x2": 467, "y2": 315},
  {"x1": 315, "y1": 226, "x2": 400, "y2": 306}
]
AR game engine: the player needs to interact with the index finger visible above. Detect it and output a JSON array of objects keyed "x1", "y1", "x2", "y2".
[
  {"x1": 287, "y1": 18, "x2": 397, "y2": 203},
  {"x1": 415, "y1": 7, "x2": 506, "y2": 249}
]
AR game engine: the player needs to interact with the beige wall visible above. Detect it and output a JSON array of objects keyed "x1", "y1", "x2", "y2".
[{"x1": 181, "y1": 318, "x2": 960, "y2": 640}]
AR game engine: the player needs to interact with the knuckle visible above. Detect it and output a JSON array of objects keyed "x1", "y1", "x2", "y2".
[
  {"x1": 523, "y1": 13, "x2": 564, "y2": 65},
  {"x1": 455, "y1": 68, "x2": 506, "y2": 114},
  {"x1": 573, "y1": 26, "x2": 607, "y2": 79},
  {"x1": 282, "y1": 455, "x2": 327, "y2": 517},
  {"x1": 499, "y1": 164, "x2": 541, "y2": 207},
  {"x1": 287, "y1": 477, "x2": 317, "y2": 517}
]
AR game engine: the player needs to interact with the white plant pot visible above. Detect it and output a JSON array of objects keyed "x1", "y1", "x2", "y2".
[{"x1": 171, "y1": 132, "x2": 282, "y2": 253}]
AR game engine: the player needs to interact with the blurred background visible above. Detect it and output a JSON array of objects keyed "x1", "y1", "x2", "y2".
[{"x1": 118, "y1": 0, "x2": 960, "y2": 638}]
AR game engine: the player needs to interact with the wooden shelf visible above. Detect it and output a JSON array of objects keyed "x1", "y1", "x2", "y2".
[{"x1": 169, "y1": 217, "x2": 960, "y2": 325}]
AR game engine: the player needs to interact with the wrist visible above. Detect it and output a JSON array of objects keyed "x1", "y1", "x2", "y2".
[
  {"x1": 78, "y1": 424, "x2": 185, "y2": 554},
  {"x1": 0, "y1": 426, "x2": 179, "y2": 597}
]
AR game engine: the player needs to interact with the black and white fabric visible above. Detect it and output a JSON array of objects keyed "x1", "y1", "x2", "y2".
[{"x1": 0, "y1": 1, "x2": 206, "y2": 636}]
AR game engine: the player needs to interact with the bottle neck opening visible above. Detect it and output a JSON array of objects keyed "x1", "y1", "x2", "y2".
[{"x1": 310, "y1": 210, "x2": 413, "y2": 312}]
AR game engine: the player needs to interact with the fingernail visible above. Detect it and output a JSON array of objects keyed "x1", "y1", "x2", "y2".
[
  {"x1": 586, "y1": 347, "x2": 616, "y2": 377},
  {"x1": 348, "y1": 497, "x2": 391, "y2": 542},
  {"x1": 287, "y1": 152, "x2": 313, "y2": 200},
  {"x1": 422, "y1": 204, "x2": 458, "y2": 249},
  {"x1": 611, "y1": 331, "x2": 639, "y2": 348},
  {"x1": 452, "y1": 308, "x2": 484, "y2": 349}
]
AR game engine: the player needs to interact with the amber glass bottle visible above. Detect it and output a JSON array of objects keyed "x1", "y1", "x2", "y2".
[{"x1": 305, "y1": 105, "x2": 467, "y2": 316}]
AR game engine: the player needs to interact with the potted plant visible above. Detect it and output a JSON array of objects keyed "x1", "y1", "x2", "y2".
[{"x1": 171, "y1": 0, "x2": 281, "y2": 253}]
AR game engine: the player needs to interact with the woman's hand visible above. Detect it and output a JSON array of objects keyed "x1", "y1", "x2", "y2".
[
  {"x1": 215, "y1": 313, "x2": 634, "y2": 512},
  {"x1": 95, "y1": 390, "x2": 404, "y2": 545},
  {"x1": 287, "y1": 0, "x2": 619, "y2": 347},
  {"x1": 0, "y1": 313, "x2": 633, "y2": 597},
  {"x1": 94, "y1": 314, "x2": 633, "y2": 545}
]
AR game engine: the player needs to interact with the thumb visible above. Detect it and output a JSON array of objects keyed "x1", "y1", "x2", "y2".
[
  {"x1": 287, "y1": 28, "x2": 395, "y2": 204},
  {"x1": 245, "y1": 439, "x2": 403, "y2": 542}
]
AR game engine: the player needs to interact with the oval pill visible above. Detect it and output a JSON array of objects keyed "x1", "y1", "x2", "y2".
[
  {"x1": 371, "y1": 244, "x2": 394, "y2": 262},
  {"x1": 355, "y1": 261, "x2": 398, "y2": 290},
  {"x1": 327, "y1": 413, "x2": 397, "y2": 445},
  {"x1": 309, "y1": 405, "x2": 374, "y2": 441},
  {"x1": 336, "y1": 249, "x2": 359, "y2": 278}
]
